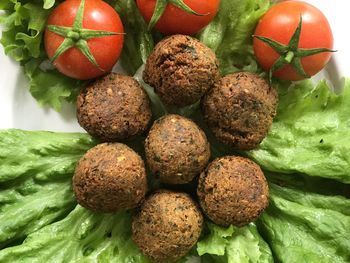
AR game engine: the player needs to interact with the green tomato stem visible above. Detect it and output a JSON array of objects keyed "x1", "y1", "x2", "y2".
[
  {"x1": 73, "y1": 0, "x2": 85, "y2": 30},
  {"x1": 67, "y1": 31, "x2": 80, "y2": 41},
  {"x1": 285, "y1": 51, "x2": 294, "y2": 63}
]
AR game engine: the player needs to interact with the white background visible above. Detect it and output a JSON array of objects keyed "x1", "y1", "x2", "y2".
[{"x1": 0, "y1": 0, "x2": 349, "y2": 131}]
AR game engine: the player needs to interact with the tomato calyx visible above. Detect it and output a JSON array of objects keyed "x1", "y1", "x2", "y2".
[
  {"x1": 46, "y1": 0, "x2": 124, "y2": 70},
  {"x1": 253, "y1": 17, "x2": 336, "y2": 82},
  {"x1": 148, "y1": 0, "x2": 208, "y2": 30}
]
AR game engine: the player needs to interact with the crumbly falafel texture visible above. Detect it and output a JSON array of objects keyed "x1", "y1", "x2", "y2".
[
  {"x1": 197, "y1": 156, "x2": 269, "y2": 226},
  {"x1": 77, "y1": 73, "x2": 152, "y2": 141},
  {"x1": 202, "y1": 72, "x2": 278, "y2": 150},
  {"x1": 145, "y1": 114, "x2": 210, "y2": 184},
  {"x1": 73, "y1": 143, "x2": 148, "y2": 213},
  {"x1": 143, "y1": 34, "x2": 219, "y2": 107},
  {"x1": 132, "y1": 190, "x2": 203, "y2": 262}
]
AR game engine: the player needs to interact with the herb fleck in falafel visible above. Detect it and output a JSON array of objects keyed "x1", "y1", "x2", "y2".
[
  {"x1": 77, "y1": 73, "x2": 152, "y2": 141},
  {"x1": 145, "y1": 114, "x2": 210, "y2": 184},
  {"x1": 197, "y1": 156, "x2": 269, "y2": 226},
  {"x1": 201, "y1": 72, "x2": 278, "y2": 150},
  {"x1": 132, "y1": 190, "x2": 203, "y2": 263},
  {"x1": 73, "y1": 143, "x2": 147, "y2": 213},
  {"x1": 143, "y1": 34, "x2": 220, "y2": 107}
]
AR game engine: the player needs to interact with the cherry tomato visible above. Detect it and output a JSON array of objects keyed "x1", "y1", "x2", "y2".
[
  {"x1": 253, "y1": 1, "x2": 333, "y2": 81},
  {"x1": 136, "y1": 0, "x2": 220, "y2": 35},
  {"x1": 44, "y1": 0, "x2": 124, "y2": 80}
]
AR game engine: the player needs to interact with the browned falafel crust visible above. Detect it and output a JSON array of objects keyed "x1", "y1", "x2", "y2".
[
  {"x1": 201, "y1": 72, "x2": 278, "y2": 150},
  {"x1": 197, "y1": 156, "x2": 269, "y2": 227},
  {"x1": 73, "y1": 143, "x2": 147, "y2": 213},
  {"x1": 132, "y1": 190, "x2": 203, "y2": 263},
  {"x1": 77, "y1": 73, "x2": 152, "y2": 141},
  {"x1": 143, "y1": 34, "x2": 220, "y2": 107},
  {"x1": 145, "y1": 114, "x2": 210, "y2": 184}
]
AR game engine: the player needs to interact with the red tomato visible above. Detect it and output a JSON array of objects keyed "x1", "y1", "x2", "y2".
[
  {"x1": 136, "y1": 0, "x2": 220, "y2": 35},
  {"x1": 253, "y1": 1, "x2": 333, "y2": 81},
  {"x1": 44, "y1": 0, "x2": 124, "y2": 80}
]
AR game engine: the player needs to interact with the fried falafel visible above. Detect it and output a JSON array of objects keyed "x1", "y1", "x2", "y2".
[
  {"x1": 143, "y1": 34, "x2": 220, "y2": 107},
  {"x1": 197, "y1": 156, "x2": 269, "y2": 226},
  {"x1": 145, "y1": 114, "x2": 210, "y2": 184},
  {"x1": 73, "y1": 143, "x2": 147, "y2": 213},
  {"x1": 77, "y1": 73, "x2": 152, "y2": 141},
  {"x1": 132, "y1": 190, "x2": 203, "y2": 262},
  {"x1": 201, "y1": 72, "x2": 278, "y2": 150}
]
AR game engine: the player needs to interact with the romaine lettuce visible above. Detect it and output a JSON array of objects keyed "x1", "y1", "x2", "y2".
[
  {"x1": 198, "y1": 0, "x2": 270, "y2": 75},
  {"x1": 197, "y1": 222, "x2": 273, "y2": 263},
  {"x1": 0, "y1": 206, "x2": 151, "y2": 263},
  {"x1": 114, "y1": 0, "x2": 154, "y2": 75},
  {"x1": 0, "y1": 129, "x2": 95, "y2": 248},
  {"x1": 247, "y1": 79, "x2": 350, "y2": 183},
  {"x1": 258, "y1": 174, "x2": 350, "y2": 263},
  {"x1": 0, "y1": 126, "x2": 350, "y2": 262}
]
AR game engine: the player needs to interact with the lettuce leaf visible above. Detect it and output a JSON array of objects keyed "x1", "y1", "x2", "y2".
[
  {"x1": 0, "y1": 206, "x2": 151, "y2": 263},
  {"x1": 114, "y1": 0, "x2": 154, "y2": 75},
  {"x1": 0, "y1": 0, "x2": 50, "y2": 62},
  {"x1": 247, "y1": 79, "x2": 350, "y2": 183},
  {"x1": 0, "y1": 129, "x2": 95, "y2": 248},
  {"x1": 1, "y1": 129, "x2": 350, "y2": 262},
  {"x1": 24, "y1": 59, "x2": 84, "y2": 111},
  {"x1": 197, "y1": 222, "x2": 273, "y2": 263},
  {"x1": 258, "y1": 175, "x2": 350, "y2": 263},
  {"x1": 198, "y1": 0, "x2": 270, "y2": 75}
]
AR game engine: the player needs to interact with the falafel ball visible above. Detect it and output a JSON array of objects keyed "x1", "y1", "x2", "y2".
[
  {"x1": 73, "y1": 143, "x2": 147, "y2": 213},
  {"x1": 145, "y1": 114, "x2": 210, "y2": 184},
  {"x1": 201, "y1": 72, "x2": 278, "y2": 150},
  {"x1": 132, "y1": 190, "x2": 203, "y2": 262},
  {"x1": 77, "y1": 73, "x2": 152, "y2": 141},
  {"x1": 143, "y1": 34, "x2": 219, "y2": 107},
  {"x1": 197, "y1": 156, "x2": 269, "y2": 226}
]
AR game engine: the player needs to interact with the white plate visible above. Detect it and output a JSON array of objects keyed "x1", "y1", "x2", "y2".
[{"x1": 0, "y1": 0, "x2": 349, "y2": 132}]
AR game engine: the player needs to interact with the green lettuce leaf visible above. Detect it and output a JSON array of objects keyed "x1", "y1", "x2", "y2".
[
  {"x1": 258, "y1": 176, "x2": 350, "y2": 263},
  {"x1": 0, "y1": 206, "x2": 151, "y2": 263},
  {"x1": 198, "y1": 0, "x2": 270, "y2": 75},
  {"x1": 24, "y1": 59, "x2": 84, "y2": 111},
  {"x1": 247, "y1": 79, "x2": 350, "y2": 183},
  {"x1": 0, "y1": 129, "x2": 95, "y2": 248},
  {"x1": 197, "y1": 222, "x2": 273, "y2": 263},
  {"x1": 0, "y1": 0, "x2": 52, "y2": 62},
  {"x1": 1, "y1": 129, "x2": 350, "y2": 262},
  {"x1": 197, "y1": 223, "x2": 235, "y2": 257},
  {"x1": 23, "y1": 58, "x2": 85, "y2": 112},
  {"x1": 43, "y1": 0, "x2": 55, "y2": 9},
  {"x1": 0, "y1": 129, "x2": 95, "y2": 183},
  {"x1": 114, "y1": 0, "x2": 154, "y2": 75}
]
